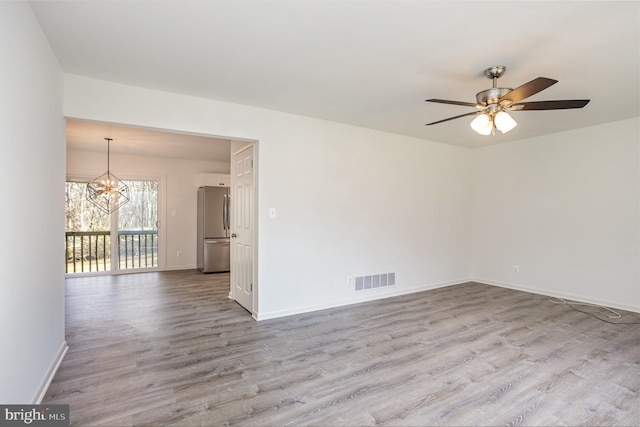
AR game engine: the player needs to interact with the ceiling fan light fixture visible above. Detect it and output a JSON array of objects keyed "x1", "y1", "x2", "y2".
[
  {"x1": 426, "y1": 66, "x2": 589, "y2": 136},
  {"x1": 494, "y1": 111, "x2": 517, "y2": 133},
  {"x1": 470, "y1": 113, "x2": 492, "y2": 135}
]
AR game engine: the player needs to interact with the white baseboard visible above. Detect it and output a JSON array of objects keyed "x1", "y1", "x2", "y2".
[
  {"x1": 472, "y1": 277, "x2": 640, "y2": 314},
  {"x1": 162, "y1": 265, "x2": 198, "y2": 271},
  {"x1": 254, "y1": 277, "x2": 639, "y2": 321},
  {"x1": 254, "y1": 277, "x2": 471, "y2": 321},
  {"x1": 32, "y1": 340, "x2": 68, "y2": 404}
]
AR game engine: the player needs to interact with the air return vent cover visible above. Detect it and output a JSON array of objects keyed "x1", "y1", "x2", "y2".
[{"x1": 354, "y1": 272, "x2": 395, "y2": 291}]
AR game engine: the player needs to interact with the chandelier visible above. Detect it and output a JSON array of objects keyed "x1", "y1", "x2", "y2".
[{"x1": 86, "y1": 137, "x2": 130, "y2": 214}]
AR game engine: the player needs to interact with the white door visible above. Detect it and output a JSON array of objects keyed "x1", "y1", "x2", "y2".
[{"x1": 230, "y1": 145, "x2": 254, "y2": 313}]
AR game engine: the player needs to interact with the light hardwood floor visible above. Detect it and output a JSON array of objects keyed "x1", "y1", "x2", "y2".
[{"x1": 44, "y1": 270, "x2": 639, "y2": 426}]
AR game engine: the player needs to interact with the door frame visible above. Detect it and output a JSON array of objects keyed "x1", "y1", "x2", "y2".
[{"x1": 229, "y1": 140, "x2": 258, "y2": 318}]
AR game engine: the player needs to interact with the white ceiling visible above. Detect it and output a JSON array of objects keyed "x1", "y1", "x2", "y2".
[
  {"x1": 31, "y1": 1, "x2": 639, "y2": 149},
  {"x1": 66, "y1": 119, "x2": 231, "y2": 163}
]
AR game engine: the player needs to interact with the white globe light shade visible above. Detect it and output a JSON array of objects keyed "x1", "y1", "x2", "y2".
[
  {"x1": 494, "y1": 111, "x2": 517, "y2": 133},
  {"x1": 470, "y1": 114, "x2": 492, "y2": 135}
]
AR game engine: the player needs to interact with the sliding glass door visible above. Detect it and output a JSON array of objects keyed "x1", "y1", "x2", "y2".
[{"x1": 65, "y1": 179, "x2": 159, "y2": 274}]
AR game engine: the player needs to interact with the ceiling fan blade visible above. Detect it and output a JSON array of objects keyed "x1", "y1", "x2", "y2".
[
  {"x1": 426, "y1": 111, "x2": 479, "y2": 126},
  {"x1": 509, "y1": 99, "x2": 590, "y2": 110},
  {"x1": 499, "y1": 77, "x2": 558, "y2": 104},
  {"x1": 426, "y1": 99, "x2": 478, "y2": 108}
]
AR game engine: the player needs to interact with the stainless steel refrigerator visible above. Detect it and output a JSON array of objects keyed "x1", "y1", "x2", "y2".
[{"x1": 197, "y1": 186, "x2": 230, "y2": 273}]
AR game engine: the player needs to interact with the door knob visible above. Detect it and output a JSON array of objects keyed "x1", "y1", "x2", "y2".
[{"x1": 231, "y1": 233, "x2": 237, "y2": 238}]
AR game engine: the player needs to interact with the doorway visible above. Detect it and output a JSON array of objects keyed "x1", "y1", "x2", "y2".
[{"x1": 65, "y1": 118, "x2": 259, "y2": 317}]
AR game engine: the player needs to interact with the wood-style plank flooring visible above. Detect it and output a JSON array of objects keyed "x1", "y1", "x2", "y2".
[{"x1": 44, "y1": 270, "x2": 640, "y2": 426}]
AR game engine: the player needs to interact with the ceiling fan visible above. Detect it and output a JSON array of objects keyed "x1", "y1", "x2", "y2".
[{"x1": 425, "y1": 65, "x2": 590, "y2": 136}]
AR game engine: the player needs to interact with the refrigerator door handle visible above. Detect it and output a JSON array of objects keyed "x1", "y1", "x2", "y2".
[
  {"x1": 223, "y1": 194, "x2": 227, "y2": 231},
  {"x1": 226, "y1": 193, "x2": 231, "y2": 231},
  {"x1": 224, "y1": 193, "x2": 229, "y2": 231}
]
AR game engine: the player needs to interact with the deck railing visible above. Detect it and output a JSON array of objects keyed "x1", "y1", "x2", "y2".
[
  {"x1": 118, "y1": 230, "x2": 158, "y2": 270},
  {"x1": 65, "y1": 230, "x2": 158, "y2": 273}
]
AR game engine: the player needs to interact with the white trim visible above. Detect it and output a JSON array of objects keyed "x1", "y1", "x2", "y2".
[
  {"x1": 32, "y1": 341, "x2": 68, "y2": 404},
  {"x1": 161, "y1": 265, "x2": 197, "y2": 271},
  {"x1": 254, "y1": 278, "x2": 471, "y2": 321},
  {"x1": 472, "y1": 277, "x2": 640, "y2": 314}
]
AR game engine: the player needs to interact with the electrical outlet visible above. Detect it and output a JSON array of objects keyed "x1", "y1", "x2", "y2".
[
  {"x1": 347, "y1": 275, "x2": 354, "y2": 286},
  {"x1": 177, "y1": 250, "x2": 182, "y2": 257},
  {"x1": 513, "y1": 265, "x2": 519, "y2": 273}
]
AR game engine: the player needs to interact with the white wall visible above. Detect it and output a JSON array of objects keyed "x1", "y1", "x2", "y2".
[
  {"x1": 63, "y1": 74, "x2": 473, "y2": 319},
  {"x1": 472, "y1": 118, "x2": 640, "y2": 311},
  {"x1": 67, "y1": 149, "x2": 229, "y2": 270},
  {"x1": 0, "y1": 3, "x2": 66, "y2": 403}
]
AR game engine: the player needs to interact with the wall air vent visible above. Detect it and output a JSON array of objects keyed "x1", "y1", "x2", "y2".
[{"x1": 354, "y1": 272, "x2": 395, "y2": 291}]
